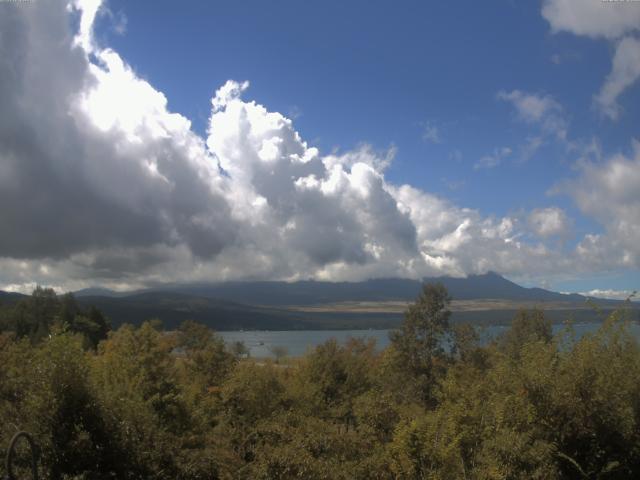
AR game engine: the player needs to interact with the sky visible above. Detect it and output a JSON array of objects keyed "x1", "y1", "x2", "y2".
[{"x1": 0, "y1": 0, "x2": 638, "y2": 298}]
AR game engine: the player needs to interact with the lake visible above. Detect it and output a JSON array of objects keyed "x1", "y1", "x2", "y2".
[{"x1": 219, "y1": 322, "x2": 640, "y2": 358}]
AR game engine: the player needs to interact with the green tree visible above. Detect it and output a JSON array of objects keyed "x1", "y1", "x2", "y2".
[
  {"x1": 269, "y1": 345, "x2": 288, "y2": 364},
  {"x1": 90, "y1": 322, "x2": 189, "y2": 478},
  {"x1": 295, "y1": 338, "x2": 376, "y2": 423},
  {"x1": 178, "y1": 320, "x2": 236, "y2": 388},
  {"x1": 498, "y1": 308, "x2": 552, "y2": 359},
  {"x1": 229, "y1": 340, "x2": 250, "y2": 358},
  {"x1": 10, "y1": 286, "x2": 58, "y2": 343},
  {"x1": 0, "y1": 332, "x2": 127, "y2": 479},
  {"x1": 2, "y1": 289, "x2": 110, "y2": 348},
  {"x1": 389, "y1": 282, "x2": 451, "y2": 405}
]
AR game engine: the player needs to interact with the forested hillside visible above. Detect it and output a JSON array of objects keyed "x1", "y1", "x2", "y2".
[{"x1": 1, "y1": 285, "x2": 640, "y2": 479}]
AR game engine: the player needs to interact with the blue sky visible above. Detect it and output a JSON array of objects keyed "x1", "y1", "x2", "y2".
[{"x1": 0, "y1": 0, "x2": 638, "y2": 296}]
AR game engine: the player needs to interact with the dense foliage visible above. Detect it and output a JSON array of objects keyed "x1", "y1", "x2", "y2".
[
  {"x1": 1, "y1": 284, "x2": 639, "y2": 479},
  {"x1": 0, "y1": 287, "x2": 110, "y2": 348}
]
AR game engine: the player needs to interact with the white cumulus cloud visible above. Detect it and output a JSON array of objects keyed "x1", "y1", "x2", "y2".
[
  {"x1": 594, "y1": 36, "x2": 640, "y2": 120},
  {"x1": 542, "y1": 0, "x2": 640, "y2": 121},
  {"x1": 542, "y1": 0, "x2": 640, "y2": 40},
  {"x1": 498, "y1": 90, "x2": 568, "y2": 140},
  {"x1": 579, "y1": 289, "x2": 638, "y2": 301},
  {"x1": 528, "y1": 207, "x2": 570, "y2": 238},
  {"x1": 558, "y1": 140, "x2": 640, "y2": 270},
  {"x1": 474, "y1": 147, "x2": 512, "y2": 170}
]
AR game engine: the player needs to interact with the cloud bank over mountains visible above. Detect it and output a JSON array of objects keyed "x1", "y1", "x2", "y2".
[{"x1": 0, "y1": 0, "x2": 638, "y2": 292}]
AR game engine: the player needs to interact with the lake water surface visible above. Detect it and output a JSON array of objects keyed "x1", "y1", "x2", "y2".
[{"x1": 220, "y1": 322, "x2": 640, "y2": 358}]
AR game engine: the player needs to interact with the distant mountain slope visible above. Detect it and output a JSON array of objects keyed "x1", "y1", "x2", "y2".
[
  {"x1": 3, "y1": 273, "x2": 635, "y2": 331},
  {"x1": 424, "y1": 272, "x2": 587, "y2": 303},
  {"x1": 0, "y1": 290, "x2": 27, "y2": 304},
  {"x1": 124, "y1": 272, "x2": 593, "y2": 306},
  {"x1": 160, "y1": 278, "x2": 423, "y2": 305},
  {"x1": 73, "y1": 287, "x2": 130, "y2": 298},
  {"x1": 75, "y1": 292, "x2": 313, "y2": 330}
]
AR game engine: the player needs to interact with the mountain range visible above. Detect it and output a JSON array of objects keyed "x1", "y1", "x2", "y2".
[
  {"x1": 2, "y1": 273, "x2": 635, "y2": 331},
  {"x1": 75, "y1": 272, "x2": 593, "y2": 305}
]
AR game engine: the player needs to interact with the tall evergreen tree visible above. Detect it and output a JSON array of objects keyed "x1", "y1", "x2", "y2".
[{"x1": 389, "y1": 282, "x2": 451, "y2": 405}]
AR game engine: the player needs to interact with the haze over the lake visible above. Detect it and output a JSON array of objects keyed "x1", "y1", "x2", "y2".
[{"x1": 0, "y1": 0, "x2": 638, "y2": 296}]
